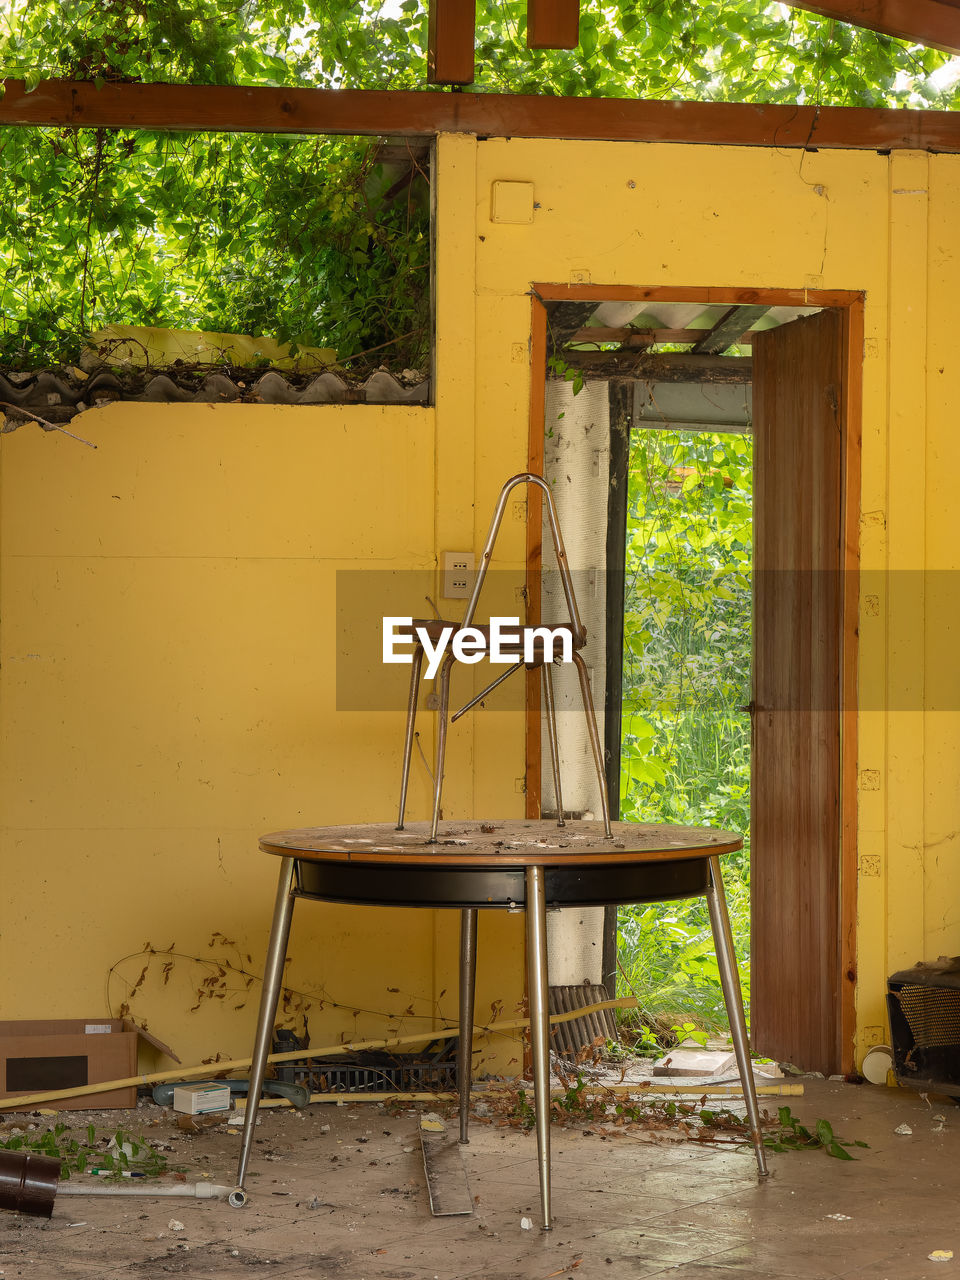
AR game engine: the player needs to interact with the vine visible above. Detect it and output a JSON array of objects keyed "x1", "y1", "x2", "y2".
[{"x1": 105, "y1": 933, "x2": 496, "y2": 1047}]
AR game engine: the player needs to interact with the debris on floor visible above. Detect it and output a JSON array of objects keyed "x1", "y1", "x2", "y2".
[
  {"x1": 171, "y1": 1083, "x2": 231, "y2": 1115},
  {"x1": 419, "y1": 1124, "x2": 472, "y2": 1217},
  {"x1": 653, "y1": 1042, "x2": 737, "y2": 1077},
  {"x1": 0, "y1": 1079, "x2": 952, "y2": 1279}
]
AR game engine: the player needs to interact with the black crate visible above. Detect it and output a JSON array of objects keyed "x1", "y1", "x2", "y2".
[
  {"x1": 272, "y1": 1029, "x2": 458, "y2": 1094},
  {"x1": 887, "y1": 966, "x2": 960, "y2": 1095}
]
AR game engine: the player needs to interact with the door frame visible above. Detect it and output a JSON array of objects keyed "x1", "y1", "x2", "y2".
[{"x1": 525, "y1": 283, "x2": 863, "y2": 1073}]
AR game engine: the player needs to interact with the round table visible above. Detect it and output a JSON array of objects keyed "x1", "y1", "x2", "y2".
[{"x1": 233, "y1": 819, "x2": 767, "y2": 1226}]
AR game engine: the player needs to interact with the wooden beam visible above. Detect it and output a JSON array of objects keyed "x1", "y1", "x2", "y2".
[
  {"x1": 691, "y1": 305, "x2": 771, "y2": 354},
  {"x1": 536, "y1": 283, "x2": 865, "y2": 308},
  {"x1": 781, "y1": 0, "x2": 960, "y2": 55},
  {"x1": 525, "y1": 292, "x2": 548, "y2": 820},
  {"x1": 570, "y1": 327, "x2": 757, "y2": 346},
  {"x1": 3, "y1": 80, "x2": 960, "y2": 152},
  {"x1": 561, "y1": 351, "x2": 753, "y2": 382},
  {"x1": 527, "y1": 0, "x2": 581, "y2": 49},
  {"x1": 427, "y1": 0, "x2": 476, "y2": 85}
]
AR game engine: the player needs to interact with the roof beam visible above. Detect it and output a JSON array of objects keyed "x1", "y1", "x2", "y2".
[
  {"x1": 562, "y1": 351, "x2": 753, "y2": 383},
  {"x1": 781, "y1": 0, "x2": 960, "y2": 55},
  {"x1": 691, "y1": 305, "x2": 771, "y2": 354},
  {"x1": 2, "y1": 81, "x2": 960, "y2": 152},
  {"x1": 571, "y1": 327, "x2": 758, "y2": 346},
  {"x1": 527, "y1": 0, "x2": 581, "y2": 49},
  {"x1": 427, "y1": 0, "x2": 476, "y2": 86}
]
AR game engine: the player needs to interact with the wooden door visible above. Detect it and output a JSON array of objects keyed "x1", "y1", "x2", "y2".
[{"x1": 751, "y1": 309, "x2": 844, "y2": 1074}]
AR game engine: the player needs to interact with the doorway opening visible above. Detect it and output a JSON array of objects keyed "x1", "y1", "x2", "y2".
[
  {"x1": 618, "y1": 417, "x2": 753, "y2": 1036},
  {"x1": 527, "y1": 286, "x2": 861, "y2": 1075}
]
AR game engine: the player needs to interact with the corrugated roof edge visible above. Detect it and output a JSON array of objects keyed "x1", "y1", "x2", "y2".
[{"x1": 0, "y1": 367, "x2": 431, "y2": 425}]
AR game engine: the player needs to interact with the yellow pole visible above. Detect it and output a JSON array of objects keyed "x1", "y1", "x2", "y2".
[{"x1": 0, "y1": 995, "x2": 640, "y2": 1111}]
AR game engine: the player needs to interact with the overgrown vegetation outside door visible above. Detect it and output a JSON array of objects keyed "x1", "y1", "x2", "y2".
[{"x1": 617, "y1": 427, "x2": 753, "y2": 1033}]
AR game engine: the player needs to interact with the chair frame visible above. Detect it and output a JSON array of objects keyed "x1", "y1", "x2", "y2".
[{"x1": 396, "y1": 472, "x2": 612, "y2": 842}]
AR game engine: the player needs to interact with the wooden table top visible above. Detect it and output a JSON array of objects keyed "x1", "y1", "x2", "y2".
[{"x1": 260, "y1": 819, "x2": 741, "y2": 867}]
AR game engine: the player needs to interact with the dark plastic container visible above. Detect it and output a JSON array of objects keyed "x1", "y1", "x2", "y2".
[{"x1": 0, "y1": 1150, "x2": 61, "y2": 1217}]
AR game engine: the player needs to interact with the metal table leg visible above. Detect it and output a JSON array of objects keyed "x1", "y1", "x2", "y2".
[
  {"x1": 525, "y1": 865, "x2": 552, "y2": 1229},
  {"x1": 231, "y1": 856, "x2": 298, "y2": 1206},
  {"x1": 458, "y1": 908, "x2": 478, "y2": 1144},
  {"x1": 705, "y1": 855, "x2": 769, "y2": 1179}
]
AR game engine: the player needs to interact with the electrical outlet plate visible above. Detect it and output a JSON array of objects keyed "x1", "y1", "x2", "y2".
[{"x1": 441, "y1": 551, "x2": 475, "y2": 599}]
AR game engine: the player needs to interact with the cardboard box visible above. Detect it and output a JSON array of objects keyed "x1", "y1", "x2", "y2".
[
  {"x1": 0, "y1": 1019, "x2": 179, "y2": 1110},
  {"x1": 172, "y1": 1082, "x2": 231, "y2": 1115}
]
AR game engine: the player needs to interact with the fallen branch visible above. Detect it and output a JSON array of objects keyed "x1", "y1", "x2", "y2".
[{"x1": 0, "y1": 401, "x2": 97, "y2": 448}]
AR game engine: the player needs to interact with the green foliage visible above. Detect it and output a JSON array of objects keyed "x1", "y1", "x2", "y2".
[
  {"x1": 605, "y1": 1027, "x2": 661, "y2": 1059},
  {"x1": 0, "y1": 126, "x2": 430, "y2": 368},
  {"x1": 1, "y1": 1, "x2": 956, "y2": 108},
  {"x1": 1, "y1": 3, "x2": 956, "y2": 367},
  {"x1": 618, "y1": 428, "x2": 753, "y2": 1030},
  {"x1": 508, "y1": 1077, "x2": 868, "y2": 1160},
  {"x1": 0, "y1": 1122, "x2": 170, "y2": 1180},
  {"x1": 671, "y1": 1021, "x2": 709, "y2": 1048},
  {"x1": 546, "y1": 352, "x2": 585, "y2": 397},
  {"x1": 511, "y1": 1086, "x2": 536, "y2": 1130},
  {"x1": 767, "y1": 1106, "x2": 869, "y2": 1159}
]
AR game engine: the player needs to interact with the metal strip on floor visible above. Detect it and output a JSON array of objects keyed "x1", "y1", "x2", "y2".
[{"x1": 420, "y1": 1130, "x2": 474, "y2": 1216}]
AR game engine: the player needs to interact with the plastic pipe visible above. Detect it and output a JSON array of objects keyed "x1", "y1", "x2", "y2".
[
  {"x1": 0, "y1": 995, "x2": 640, "y2": 1112},
  {"x1": 58, "y1": 1182, "x2": 231, "y2": 1199}
]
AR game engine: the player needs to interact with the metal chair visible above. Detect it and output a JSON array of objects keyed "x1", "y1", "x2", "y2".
[{"x1": 396, "y1": 472, "x2": 612, "y2": 843}]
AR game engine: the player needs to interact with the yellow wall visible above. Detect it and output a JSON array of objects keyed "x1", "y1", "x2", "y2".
[
  {"x1": 462, "y1": 135, "x2": 960, "y2": 1067},
  {"x1": 0, "y1": 400, "x2": 525, "y2": 1073},
  {"x1": 2, "y1": 133, "x2": 958, "y2": 1076}
]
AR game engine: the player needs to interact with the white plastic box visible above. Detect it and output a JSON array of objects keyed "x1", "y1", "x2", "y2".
[{"x1": 172, "y1": 1082, "x2": 231, "y2": 1114}]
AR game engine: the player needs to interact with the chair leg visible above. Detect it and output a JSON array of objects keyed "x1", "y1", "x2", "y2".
[
  {"x1": 541, "y1": 663, "x2": 565, "y2": 826},
  {"x1": 397, "y1": 645, "x2": 424, "y2": 830},
  {"x1": 233, "y1": 856, "x2": 298, "y2": 1204},
  {"x1": 705, "y1": 855, "x2": 769, "y2": 1178},
  {"x1": 458, "y1": 908, "x2": 478, "y2": 1144},
  {"x1": 571, "y1": 651, "x2": 612, "y2": 836},
  {"x1": 525, "y1": 865, "x2": 552, "y2": 1229},
  {"x1": 429, "y1": 653, "x2": 455, "y2": 842}
]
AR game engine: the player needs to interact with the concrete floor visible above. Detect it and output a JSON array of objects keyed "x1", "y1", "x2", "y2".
[{"x1": 1, "y1": 1078, "x2": 957, "y2": 1279}]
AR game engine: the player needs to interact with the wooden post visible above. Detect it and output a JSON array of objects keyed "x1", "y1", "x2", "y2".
[
  {"x1": 527, "y1": 0, "x2": 580, "y2": 49},
  {"x1": 782, "y1": 1, "x2": 960, "y2": 57},
  {"x1": 427, "y1": 0, "x2": 477, "y2": 85}
]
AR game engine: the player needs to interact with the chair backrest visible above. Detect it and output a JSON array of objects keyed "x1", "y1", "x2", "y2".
[{"x1": 460, "y1": 473, "x2": 586, "y2": 647}]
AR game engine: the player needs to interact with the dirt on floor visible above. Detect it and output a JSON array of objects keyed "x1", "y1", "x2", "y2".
[{"x1": 1, "y1": 1078, "x2": 958, "y2": 1280}]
